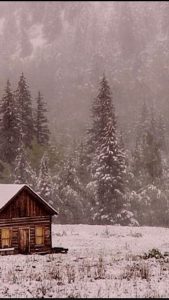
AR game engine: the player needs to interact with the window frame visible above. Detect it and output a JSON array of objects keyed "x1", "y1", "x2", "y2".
[
  {"x1": 1, "y1": 227, "x2": 12, "y2": 249},
  {"x1": 35, "y1": 226, "x2": 45, "y2": 246}
]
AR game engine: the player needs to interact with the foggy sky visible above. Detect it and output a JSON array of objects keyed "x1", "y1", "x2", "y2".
[{"x1": 0, "y1": 2, "x2": 169, "y2": 144}]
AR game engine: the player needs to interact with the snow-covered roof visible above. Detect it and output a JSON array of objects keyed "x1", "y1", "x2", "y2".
[
  {"x1": 0, "y1": 184, "x2": 58, "y2": 215},
  {"x1": 0, "y1": 184, "x2": 25, "y2": 210}
]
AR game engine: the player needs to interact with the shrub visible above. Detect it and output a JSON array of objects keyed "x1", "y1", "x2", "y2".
[{"x1": 143, "y1": 248, "x2": 164, "y2": 259}]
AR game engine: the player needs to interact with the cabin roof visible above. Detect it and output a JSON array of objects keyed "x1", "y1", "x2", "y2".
[{"x1": 0, "y1": 184, "x2": 58, "y2": 215}]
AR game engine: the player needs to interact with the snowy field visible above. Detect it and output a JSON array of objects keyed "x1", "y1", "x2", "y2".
[{"x1": 1, "y1": 225, "x2": 169, "y2": 297}]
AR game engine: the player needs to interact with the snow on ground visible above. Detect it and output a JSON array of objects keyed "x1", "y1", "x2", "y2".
[{"x1": 1, "y1": 224, "x2": 169, "y2": 297}]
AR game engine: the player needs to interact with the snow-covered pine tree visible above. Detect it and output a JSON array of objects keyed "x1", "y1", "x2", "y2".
[
  {"x1": 14, "y1": 139, "x2": 37, "y2": 189},
  {"x1": 15, "y1": 72, "x2": 34, "y2": 148},
  {"x1": 128, "y1": 104, "x2": 164, "y2": 226},
  {"x1": 131, "y1": 102, "x2": 151, "y2": 189},
  {"x1": 86, "y1": 75, "x2": 114, "y2": 173},
  {"x1": 93, "y1": 120, "x2": 127, "y2": 224},
  {"x1": 132, "y1": 103, "x2": 163, "y2": 187},
  {"x1": 73, "y1": 141, "x2": 92, "y2": 222},
  {"x1": 157, "y1": 114, "x2": 167, "y2": 152},
  {"x1": 143, "y1": 110, "x2": 163, "y2": 182},
  {"x1": 37, "y1": 152, "x2": 54, "y2": 206},
  {"x1": 76, "y1": 140, "x2": 90, "y2": 186},
  {"x1": 0, "y1": 80, "x2": 19, "y2": 165},
  {"x1": 56, "y1": 152, "x2": 85, "y2": 224},
  {"x1": 35, "y1": 91, "x2": 50, "y2": 145},
  {"x1": 88, "y1": 75, "x2": 127, "y2": 225}
]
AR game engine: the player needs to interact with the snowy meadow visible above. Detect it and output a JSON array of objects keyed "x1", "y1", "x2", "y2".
[{"x1": 0, "y1": 224, "x2": 169, "y2": 297}]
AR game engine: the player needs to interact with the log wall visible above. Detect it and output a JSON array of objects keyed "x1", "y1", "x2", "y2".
[{"x1": 0, "y1": 216, "x2": 52, "y2": 254}]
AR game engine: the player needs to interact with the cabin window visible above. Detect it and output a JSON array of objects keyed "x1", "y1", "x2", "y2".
[
  {"x1": 1, "y1": 228, "x2": 11, "y2": 248},
  {"x1": 35, "y1": 226, "x2": 44, "y2": 245}
]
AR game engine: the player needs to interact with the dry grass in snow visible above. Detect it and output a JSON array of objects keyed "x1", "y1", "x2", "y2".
[{"x1": 1, "y1": 224, "x2": 169, "y2": 297}]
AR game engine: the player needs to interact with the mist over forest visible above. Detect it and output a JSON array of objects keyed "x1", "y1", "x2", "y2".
[{"x1": 1, "y1": 2, "x2": 169, "y2": 144}]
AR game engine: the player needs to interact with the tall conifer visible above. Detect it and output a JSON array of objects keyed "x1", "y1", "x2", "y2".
[
  {"x1": 0, "y1": 80, "x2": 18, "y2": 164},
  {"x1": 35, "y1": 91, "x2": 50, "y2": 145},
  {"x1": 88, "y1": 75, "x2": 127, "y2": 224},
  {"x1": 15, "y1": 73, "x2": 34, "y2": 148}
]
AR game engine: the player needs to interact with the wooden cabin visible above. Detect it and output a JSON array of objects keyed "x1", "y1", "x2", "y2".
[{"x1": 0, "y1": 184, "x2": 58, "y2": 255}]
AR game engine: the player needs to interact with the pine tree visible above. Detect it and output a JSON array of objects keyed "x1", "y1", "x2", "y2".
[
  {"x1": 132, "y1": 103, "x2": 163, "y2": 187},
  {"x1": 128, "y1": 104, "x2": 164, "y2": 226},
  {"x1": 37, "y1": 152, "x2": 54, "y2": 206},
  {"x1": 88, "y1": 75, "x2": 127, "y2": 224},
  {"x1": 87, "y1": 75, "x2": 115, "y2": 170},
  {"x1": 56, "y1": 153, "x2": 85, "y2": 224},
  {"x1": 35, "y1": 91, "x2": 50, "y2": 145},
  {"x1": 131, "y1": 102, "x2": 150, "y2": 188},
  {"x1": 143, "y1": 111, "x2": 163, "y2": 182},
  {"x1": 157, "y1": 114, "x2": 167, "y2": 152},
  {"x1": 15, "y1": 73, "x2": 34, "y2": 148},
  {"x1": 14, "y1": 140, "x2": 36, "y2": 188},
  {"x1": 76, "y1": 141, "x2": 90, "y2": 186},
  {"x1": 93, "y1": 119, "x2": 127, "y2": 224},
  {"x1": 0, "y1": 80, "x2": 19, "y2": 164}
]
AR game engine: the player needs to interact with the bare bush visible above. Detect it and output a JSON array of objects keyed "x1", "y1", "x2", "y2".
[
  {"x1": 129, "y1": 231, "x2": 143, "y2": 238},
  {"x1": 94, "y1": 256, "x2": 106, "y2": 280},
  {"x1": 66, "y1": 264, "x2": 76, "y2": 284},
  {"x1": 102, "y1": 226, "x2": 111, "y2": 238},
  {"x1": 49, "y1": 265, "x2": 63, "y2": 283},
  {"x1": 122, "y1": 261, "x2": 151, "y2": 281}
]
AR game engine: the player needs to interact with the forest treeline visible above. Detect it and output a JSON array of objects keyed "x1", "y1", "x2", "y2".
[{"x1": 0, "y1": 73, "x2": 168, "y2": 226}]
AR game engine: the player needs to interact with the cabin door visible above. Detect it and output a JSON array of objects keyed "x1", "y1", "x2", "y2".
[{"x1": 18, "y1": 228, "x2": 30, "y2": 254}]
